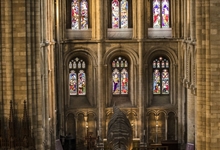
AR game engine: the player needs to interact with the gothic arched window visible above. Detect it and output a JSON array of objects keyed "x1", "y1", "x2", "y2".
[
  {"x1": 153, "y1": 0, "x2": 170, "y2": 28},
  {"x1": 153, "y1": 57, "x2": 169, "y2": 94},
  {"x1": 71, "y1": 0, "x2": 88, "y2": 29},
  {"x1": 112, "y1": 57, "x2": 129, "y2": 95},
  {"x1": 69, "y1": 57, "x2": 86, "y2": 95}
]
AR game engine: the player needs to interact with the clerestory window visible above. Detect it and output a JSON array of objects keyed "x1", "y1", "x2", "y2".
[
  {"x1": 71, "y1": 0, "x2": 88, "y2": 29},
  {"x1": 153, "y1": 0, "x2": 170, "y2": 28},
  {"x1": 109, "y1": 0, "x2": 132, "y2": 29}
]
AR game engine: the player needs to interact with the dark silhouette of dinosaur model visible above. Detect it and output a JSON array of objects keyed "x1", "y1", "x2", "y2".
[{"x1": 107, "y1": 105, "x2": 133, "y2": 150}]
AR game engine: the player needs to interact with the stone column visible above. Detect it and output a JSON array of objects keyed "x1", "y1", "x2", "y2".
[
  {"x1": 187, "y1": 89, "x2": 195, "y2": 143},
  {"x1": 175, "y1": 116, "x2": 178, "y2": 140},
  {"x1": 183, "y1": 0, "x2": 188, "y2": 39},
  {"x1": 96, "y1": 0, "x2": 105, "y2": 145},
  {"x1": 165, "y1": 115, "x2": 168, "y2": 140},
  {"x1": 137, "y1": 0, "x2": 145, "y2": 146},
  {"x1": 190, "y1": 0, "x2": 195, "y2": 40}
]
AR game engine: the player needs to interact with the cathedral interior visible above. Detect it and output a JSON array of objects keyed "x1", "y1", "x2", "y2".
[{"x1": 0, "y1": 0, "x2": 220, "y2": 149}]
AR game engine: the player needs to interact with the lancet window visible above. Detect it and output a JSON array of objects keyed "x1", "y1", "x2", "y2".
[
  {"x1": 71, "y1": 0, "x2": 88, "y2": 29},
  {"x1": 153, "y1": 0, "x2": 170, "y2": 28}
]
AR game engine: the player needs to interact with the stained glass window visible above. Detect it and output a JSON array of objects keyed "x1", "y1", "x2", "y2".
[
  {"x1": 112, "y1": 0, "x2": 128, "y2": 29},
  {"x1": 162, "y1": 0, "x2": 169, "y2": 28},
  {"x1": 153, "y1": 0, "x2": 169, "y2": 28},
  {"x1": 152, "y1": 57, "x2": 169, "y2": 94},
  {"x1": 120, "y1": 0, "x2": 128, "y2": 28},
  {"x1": 112, "y1": 69, "x2": 120, "y2": 94},
  {"x1": 121, "y1": 69, "x2": 128, "y2": 94},
  {"x1": 78, "y1": 70, "x2": 86, "y2": 95},
  {"x1": 112, "y1": 57, "x2": 129, "y2": 95},
  {"x1": 71, "y1": 0, "x2": 88, "y2": 29},
  {"x1": 69, "y1": 57, "x2": 86, "y2": 95}
]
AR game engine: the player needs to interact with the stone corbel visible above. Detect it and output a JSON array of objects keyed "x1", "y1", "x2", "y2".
[
  {"x1": 40, "y1": 40, "x2": 56, "y2": 47},
  {"x1": 40, "y1": 40, "x2": 50, "y2": 47},
  {"x1": 190, "y1": 84, "x2": 197, "y2": 95},
  {"x1": 185, "y1": 81, "x2": 191, "y2": 89}
]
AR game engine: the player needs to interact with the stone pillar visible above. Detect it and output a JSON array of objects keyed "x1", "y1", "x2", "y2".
[
  {"x1": 165, "y1": 115, "x2": 168, "y2": 140},
  {"x1": 190, "y1": 0, "x2": 195, "y2": 40},
  {"x1": 195, "y1": 0, "x2": 211, "y2": 149},
  {"x1": 96, "y1": 1, "x2": 105, "y2": 147},
  {"x1": 183, "y1": 0, "x2": 188, "y2": 39},
  {"x1": 146, "y1": 115, "x2": 149, "y2": 143},
  {"x1": 137, "y1": 0, "x2": 145, "y2": 146},
  {"x1": 187, "y1": 89, "x2": 195, "y2": 143},
  {"x1": 175, "y1": 116, "x2": 178, "y2": 140}
]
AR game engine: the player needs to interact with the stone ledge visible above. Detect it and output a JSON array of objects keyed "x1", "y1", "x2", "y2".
[
  {"x1": 148, "y1": 28, "x2": 172, "y2": 39},
  {"x1": 65, "y1": 29, "x2": 92, "y2": 40},
  {"x1": 107, "y1": 28, "x2": 133, "y2": 39}
]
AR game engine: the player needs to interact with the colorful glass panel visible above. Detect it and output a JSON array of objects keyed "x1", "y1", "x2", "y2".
[
  {"x1": 81, "y1": 0, "x2": 88, "y2": 29},
  {"x1": 162, "y1": 0, "x2": 169, "y2": 28},
  {"x1": 78, "y1": 70, "x2": 86, "y2": 95},
  {"x1": 121, "y1": 69, "x2": 128, "y2": 94},
  {"x1": 153, "y1": 0, "x2": 161, "y2": 28},
  {"x1": 121, "y1": 0, "x2": 128, "y2": 28},
  {"x1": 112, "y1": 69, "x2": 120, "y2": 95},
  {"x1": 162, "y1": 69, "x2": 169, "y2": 94},
  {"x1": 71, "y1": 0, "x2": 79, "y2": 29},
  {"x1": 69, "y1": 70, "x2": 77, "y2": 95},
  {"x1": 112, "y1": 0, "x2": 120, "y2": 29},
  {"x1": 153, "y1": 69, "x2": 161, "y2": 94}
]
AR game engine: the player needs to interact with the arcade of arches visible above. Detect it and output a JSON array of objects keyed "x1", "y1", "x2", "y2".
[{"x1": 0, "y1": 0, "x2": 220, "y2": 150}]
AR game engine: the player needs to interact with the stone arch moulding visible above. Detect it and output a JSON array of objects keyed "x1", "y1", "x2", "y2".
[
  {"x1": 64, "y1": 47, "x2": 98, "y2": 67},
  {"x1": 144, "y1": 47, "x2": 178, "y2": 106},
  {"x1": 63, "y1": 47, "x2": 98, "y2": 109},
  {"x1": 103, "y1": 47, "x2": 139, "y2": 107}
]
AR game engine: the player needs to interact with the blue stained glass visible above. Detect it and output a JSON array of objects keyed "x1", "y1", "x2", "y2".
[
  {"x1": 162, "y1": 0, "x2": 169, "y2": 28},
  {"x1": 112, "y1": 69, "x2": 120, "y2": 94}
]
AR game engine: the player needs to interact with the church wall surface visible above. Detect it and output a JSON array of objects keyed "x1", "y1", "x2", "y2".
[{"x1": 1, "y1": 0, "x2": 220, "y2": 149}]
